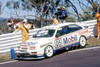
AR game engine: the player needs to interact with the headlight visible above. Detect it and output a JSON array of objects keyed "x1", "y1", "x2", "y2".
[{"x1": 30, "y1": 46, "x2": 36, "y2": 50}]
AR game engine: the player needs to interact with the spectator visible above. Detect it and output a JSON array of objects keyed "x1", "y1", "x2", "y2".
[
  {"x1": 0, "y1": 27, "x2": 2, "y2": 35},
  {"x1": 53, "y1": 16, "x2": 58, "y2": 24},
  {"x1": 55, "y1": 6, "x2": 62, "y2": 19},
  {"x1": 29, "y1": 21, "x2": 35, "y2": 29},
  {"x1": 59, "y1": 7, "x2": 68, "y2": 23},
  {"x1": 14, "y1": 18, "x2": 22, "y2": 32},
  {"x1": 16, "y1": 19, "x2": 31, "y2": 42},
  {"x1": 7, "y1": 19, "x2": 14, "y2": 33},
  {"x1": 96, "y1": 9, "x2": 100, "y2": 39}
]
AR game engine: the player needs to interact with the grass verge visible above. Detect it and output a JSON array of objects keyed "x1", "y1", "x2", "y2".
[
  {"x1": 87, "y1": 37, "x2": 100, "y2": 45},
  {"x1": 0, "y1": 52, "x2": 11, "y2": 61}
]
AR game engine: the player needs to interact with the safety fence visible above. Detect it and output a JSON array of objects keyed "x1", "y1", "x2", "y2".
[
  {"x1": 0, "y1": 20, "x2": 97, "y2": 53},
  {"x1": 0, "y1": 29, "x2": 39, "y2": 53},
  {"x1": 76, "y1": 20, "x2": 97, "y2": 37}
]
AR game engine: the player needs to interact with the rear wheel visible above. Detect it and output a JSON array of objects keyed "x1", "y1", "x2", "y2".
[
  {"x1": 44, "y1": 46, "x2": 54, "y2": 58},
  {"x1": 79, "y1": 36, "x2": 87, "y2": 48}
]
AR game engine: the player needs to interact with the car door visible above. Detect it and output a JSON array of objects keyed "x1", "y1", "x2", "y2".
[
  {"x1": 54, "y1": 24, "x2": 82, "y2": 50},
  {"x1": 62, "y1": 24, "x2": 83, "y2": 46},
  {"x1": 54, "y1": 26, "x2": 70, "y2": 49}
]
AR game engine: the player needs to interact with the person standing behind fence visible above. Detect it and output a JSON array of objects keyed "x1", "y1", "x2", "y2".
[
  {"x1": 14, "y1": 18, "x2": 22, "y2": 32},
  {"x1": 29, "y1": 21, "x2": 35, "y2": 29},
  {"x1": 17, "y1": 19, "x2": 30, "y2": 42},
  {"x1": 59, "y1": 7, "x2": 68, "y2": 23},
  {"x1": 96, "y1": 9, "x2": 100, "y2": 39},
  {"x1": 7, "y1": 19, "x2": 14, "y2": 33},
  {"x1": 53, "y1": 16, "x2": 58, "y2": 24},
  {"x1": 0, "y1": 27, "x2": 2, "y2": 35},
  {"x1": 55, "y1": 6, "x2": 62, "y2": 19}
]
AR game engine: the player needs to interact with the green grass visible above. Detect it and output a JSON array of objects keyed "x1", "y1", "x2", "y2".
[
  {"x1": 0, "y1": 52, "x2": 11, "y2": 61},
  {"x1": 0, "y1": 56, "x2": 4, "y2": 60}
]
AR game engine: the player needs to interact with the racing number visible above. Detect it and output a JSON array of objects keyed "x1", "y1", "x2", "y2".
[{"x1": 55, "y1": 39, "x2": 62, "y2": 48}]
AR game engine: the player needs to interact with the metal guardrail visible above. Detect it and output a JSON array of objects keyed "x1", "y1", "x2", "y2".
[
  {"x1": 76, "y1": 20, "x2": 97, "y2": 36},
  {"x1": 0, "y1": 29, "x2": 39, "y2": 53},
  {"x1": 0, "y1": 20, "x2": 97, "y2": 53}
]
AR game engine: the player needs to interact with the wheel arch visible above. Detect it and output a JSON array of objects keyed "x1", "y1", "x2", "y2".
[{"x1": 80, "y1": 35, "x2": 87, "y2": 40}]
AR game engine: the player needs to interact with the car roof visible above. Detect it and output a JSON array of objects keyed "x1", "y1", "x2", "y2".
[{"x1": 42, "y1": 22, "x2": 79, "y2": 29}]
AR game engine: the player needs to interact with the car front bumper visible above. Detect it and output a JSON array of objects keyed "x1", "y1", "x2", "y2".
[{"x1": 16, "y1": 51, "x2": 44, "y2": 60}]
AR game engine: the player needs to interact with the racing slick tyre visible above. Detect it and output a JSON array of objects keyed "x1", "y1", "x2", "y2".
[
  {"x1": 44, "y1": 45, "x2": 54, "y2": 58},
  {"x1": 79, "y1": 36, "x2": 87, "y2": 48}
]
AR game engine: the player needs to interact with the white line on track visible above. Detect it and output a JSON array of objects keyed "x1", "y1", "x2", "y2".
[
  {"x1": 0, "y1": 46, "x2": 100, "y2": 65},
  {"x1": 69, "y1": 46, "x2": 100, "y2": 53},
  {"x1": 0, "y1": 60, "x2": 18, "y2": 65}
]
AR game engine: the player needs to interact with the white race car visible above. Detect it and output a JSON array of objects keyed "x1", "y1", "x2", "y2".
[{"x1": 16, "y1": 23, "x2": 91, "y2": 59}]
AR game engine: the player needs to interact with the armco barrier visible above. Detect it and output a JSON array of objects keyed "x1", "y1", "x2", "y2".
[
  {"x1": 0, "y1": 29, "x2": 39, "y2": 53},
  {"x1": 76, "y1": 20, "x2": 97, "y2": 36},
  {"x1": 0, "y1": 20, "x2": 97, "y2": 53}
]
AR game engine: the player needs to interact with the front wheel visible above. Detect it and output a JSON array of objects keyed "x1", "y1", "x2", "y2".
[
  {"x1": 44, "y1": 46, "x2": 54, "y2": 58},
  {"x1": 79, "y1": 36, "x2": 87, "y2": 48}
]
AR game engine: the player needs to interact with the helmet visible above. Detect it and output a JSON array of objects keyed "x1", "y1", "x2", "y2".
[
  {"x1": 23, "y1": 19, "x2": 27, "y2": 24},
  {"x1": 62, "y1": 6, "x2": 65, "y2": 9},
  {"x1": 57, "y1": 6, "x2": 61, "y2": 9}
]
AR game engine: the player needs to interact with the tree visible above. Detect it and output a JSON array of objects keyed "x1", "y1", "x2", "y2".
[
  {"x1": 65, "y1": 0, "x2": 80, "y2": 20},
  {"x1": 4, "y1": 0, "x2": 100, "y2": 22},
  {"x1": 0, "y1": 1, "x2": 1, "y2": 15},
  {"x1": 77, "y1": 0, "x2": 100, "y2": 21},
  {"x1": 0, "y1": 0, "x2": 4, "y2": 15}
]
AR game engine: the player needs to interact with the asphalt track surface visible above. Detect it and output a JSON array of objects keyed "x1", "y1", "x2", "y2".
[{"x1": 0, "y1": 47, "x2": 100, "y2": 67}]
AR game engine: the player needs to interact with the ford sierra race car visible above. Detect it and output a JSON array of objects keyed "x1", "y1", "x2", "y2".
[{"x1": 16, "y1": 23, "x2": 91, "y2": 59}]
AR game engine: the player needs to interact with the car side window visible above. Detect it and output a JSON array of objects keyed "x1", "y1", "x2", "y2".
[
  {"x1": 68, "y1": 24, "x2": 82, "y2": 32},
  {"x1": 56, "y1": 26, "x2": 70, "y2": 37}
]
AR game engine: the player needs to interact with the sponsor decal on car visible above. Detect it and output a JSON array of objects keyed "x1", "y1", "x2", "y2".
[
  {"x1": 79, "y1": 29, "x2": 88, "y2": 35},
  {"x1": 55, "y1": 39, "x2": 62, "y2": 48},
  {"x1": 63, "y1": 34, "x2": 77, "y2": 45},
  {"x1": 22, "y1": 42, "x2": 38, "y2": 45}
]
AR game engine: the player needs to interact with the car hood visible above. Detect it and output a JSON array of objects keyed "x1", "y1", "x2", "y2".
[{"x1": 21, "y1": 38, "x2": 53, "y2": 46}]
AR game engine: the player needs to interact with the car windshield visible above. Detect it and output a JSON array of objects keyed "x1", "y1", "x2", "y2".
[{"x1": 33, "y1": 29, "x2": 55, "y2": 38}]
